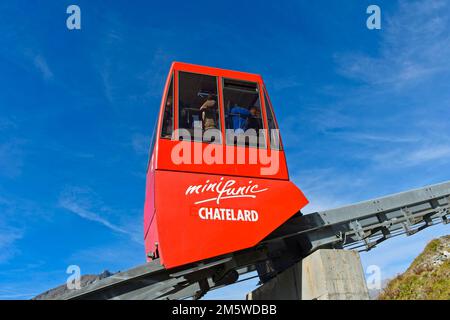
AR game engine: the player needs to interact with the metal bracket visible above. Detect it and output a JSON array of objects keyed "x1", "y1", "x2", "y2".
[
  {"x1": 400, "y1": 208, "x2": 418, "y2": 236},
  {"x1": 193, "y1": 278, "x2": 210, "y2": 300},
  {"x1": 437, "y1": 207, "x2": 449, "y2": 224},
  {"x1": 349, "y1": 220, "x2": 376, "y2": 251}
]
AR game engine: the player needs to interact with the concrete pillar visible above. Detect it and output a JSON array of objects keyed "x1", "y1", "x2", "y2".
[{"x1": 247, "y1": 249, "x2": 369, "y2": 300}]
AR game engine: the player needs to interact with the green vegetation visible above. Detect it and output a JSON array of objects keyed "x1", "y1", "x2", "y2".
[{"x1": 379, "y1": 235, "x2": 450, "y2": 300}]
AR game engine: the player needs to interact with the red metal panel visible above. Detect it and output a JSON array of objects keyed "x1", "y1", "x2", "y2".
[
  {"x1": 143, "y1": 152, "x2": 156, "y2": 240},
  {"x1": 152, "y1": 171, "x2": 308, "y2": 268}
]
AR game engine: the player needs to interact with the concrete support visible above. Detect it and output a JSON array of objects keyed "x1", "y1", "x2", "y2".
[{"x1": 247, "y1": 249, "x2": 369, "y2": 300}]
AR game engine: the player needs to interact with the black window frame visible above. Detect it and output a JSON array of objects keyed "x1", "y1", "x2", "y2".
[
  {"x1": 263, "y1": 88, "x2": 283, "y2": 151},
  {"x1": 160, "y1": 73, "x2": 174, "y2": 139},
  {"x1": 222, "y1": 77, "x2": 267, "y2": 149},
  {"x1": 177, "y1": 71, "x2": 221, "y2": 144}
]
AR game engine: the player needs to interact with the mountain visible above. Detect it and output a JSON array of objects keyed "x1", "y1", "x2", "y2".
[
  {"x1": 33, "y1": 270, "x2": 113, "y2": 300},
  {"x1": 379, "y1": 235, "x2": 450, "y2": 300}
]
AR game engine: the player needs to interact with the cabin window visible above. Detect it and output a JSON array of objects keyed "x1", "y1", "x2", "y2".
[
  {"x1": 161, "y1": 75, "x2": 174, "y2": 138},
  {"x1": 223, "y1": 78, "x2": 266, "y2": 148},
  {"x1": 178, "y1": 72, "x2": 220, "y2": 143},
  {"x1": 147, "y1": 122, "x2": 157, "y2": 172},
  {"x1": 263, "y1": 90, "x2": 282, "y2": 150}
]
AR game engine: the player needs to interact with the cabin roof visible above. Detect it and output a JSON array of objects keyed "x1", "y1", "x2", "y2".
[{"x1": 171, "y1": 61, "x2": 263, "y2": 82}]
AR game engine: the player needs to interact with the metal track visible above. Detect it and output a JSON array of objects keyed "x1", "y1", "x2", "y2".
[{"x1": 58, "y1": 181, "x2": 450, "y2": 300}]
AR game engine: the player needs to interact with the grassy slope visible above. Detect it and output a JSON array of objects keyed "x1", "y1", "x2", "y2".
[{"x1": 379, "y1": 235, "x2": 450, "y2": 300}]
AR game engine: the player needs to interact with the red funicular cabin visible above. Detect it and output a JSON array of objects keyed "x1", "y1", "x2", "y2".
[{"x1": 144, "y1": 62, "x2": 308, "y2": 269}]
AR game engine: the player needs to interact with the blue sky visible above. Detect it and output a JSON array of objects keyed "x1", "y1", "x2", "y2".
[{"x1": 0, "y1": 0, "x2": 449, "y2": 299}]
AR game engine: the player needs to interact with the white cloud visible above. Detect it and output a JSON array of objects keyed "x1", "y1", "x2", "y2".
[
  {"x1": 0, "y1": 227, "x2": 23, "y2": 264},
  {"x1": 291, "y1": 167, "x2": 369, "y2": 213},
  {"x1": 60, "y1": 197, "x2": 129, "y2": 235},
  {"x1": 267, "y1": 75, "x2": 302, "y2": 92},
  {"x1": 99, "y1": 58, "x2": 115, "y2": 104},
  {"x1": 336, "y1": 0, "x2": 450, "y2": 88},
  {"x1": 373, "y1": 144, "x2": 450, "y2": 168},
  {"x1": 131, "y1": 133, "x2": 150, "y2": 155},
  {"x1": 0, "y1": 139, "x2": 26, "y2": 178},
  {"x1": 405, "y1": 145, "x2": 450, "y2": 165},
  {"x1": 305, "y1": 107, "x2": 355, "y2": 133},
  {"x1": 0, "y1": 288, "x2": 39, "y2": 299},
  {"x1": 68, "y1": 242, "x2": 144, "y2": 273},
  {"x1": 33, "y1": 55, "x2": 53, "y2": 80},
  {"x1": 58, "y1": 187, "x2": 142, "y2": 244},
  {"x1": 0, "y1": 268, "x2": 66, "y2": 300},
  {"x1": 0, "y1": 117, "x2": 16, "y2": 131},
  {"x1": 94, "y1": 14, "x2": 174, "y2": 106},
  {"x1": 332, "y1": 132, "x2": 419, "y2": 144}
]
